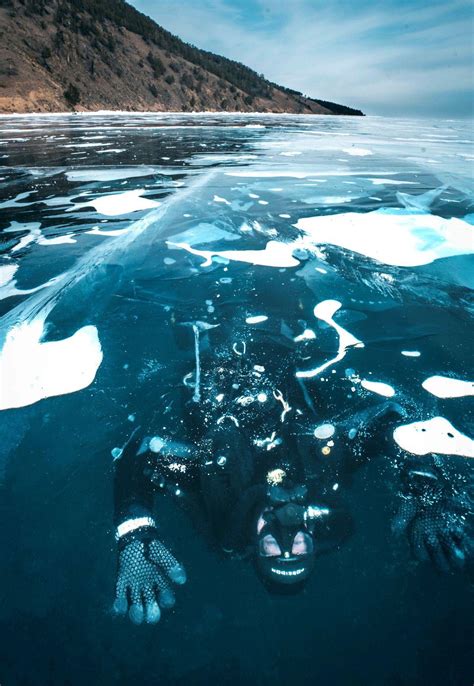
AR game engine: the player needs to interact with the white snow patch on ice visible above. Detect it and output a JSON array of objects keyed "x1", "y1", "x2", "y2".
[
  {"x1": 342, "y1": 147, "x2": 373, "y2": 156},
  {"x1": 5, "y1": 222, "x2": 42, "y2": 252},
  {"x1": 0, "y1": 315, "x2": 103, "y2": 410},
  {"x1": 318, "y1": 196, "x2": 353, "y2": 204},
  {"x1": 0, "y1": 263, "x2": 60, "y2": 300},
  {"x1": 226, "y1": 171, "x2": 405, "y2": 179},
  {"x1": 0, "y1": 264, "x2": 18, "y2": 287},
  {"x1": 213, "y1": 195, "x2": 232, "y2": 205},
  {"x1": 226, "y1": 171, "x2": 313, "y2": 179},
  {"x1": 72, "y1": 189, "x2": 160, "y2": 216},
  {"x1": 97, "y1": 149, "x2": 126, "y2": 154},
  {"x1": 368, "y1": 178, "x2": 419, "y2": 186},
  {"x1": 422, "y1": 375, "x2": 474, "y2": 398},
  {"x1": 246, "y1": 315, "x2": 268, "y2": 324},
  {"x1": 38, "y1": 234, "x2": 77, "y2": 245},
  {"x1": 168, "y1": 240, "x2": 300, "y2": 268},
  {"x1": 294, "y1": 328, "x2": 316, "y2": 342},
  {"x1": 65, "y1": 167, "x2": 158, "y2": 182},
  {"x1": 86, "y1": 226, "x2": 130, "y2": 237},
  {"x1": 361, "y1": 379, "x2": 396, "y2": 397},
  {"x1": 296, "y1": 300, "x2": 364, "y2": 378},
  {"x1": 62, "y1": 142, "x2": 112, "y2": 148},
  {"x1": 294, "y1": 209, "x2": 474, "y2": 267},
  {"x1": 393, "y1": 416, "x2": 474, "y2": 458}
]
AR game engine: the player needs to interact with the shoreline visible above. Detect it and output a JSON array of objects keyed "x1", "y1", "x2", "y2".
[{"x1": 0, "y1": 110, "x2": 363, "y2": 118}]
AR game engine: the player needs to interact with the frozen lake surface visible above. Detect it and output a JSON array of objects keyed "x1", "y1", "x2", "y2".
[{"x1": 0, "y1": 113, "x2": 473, "y2": 685}]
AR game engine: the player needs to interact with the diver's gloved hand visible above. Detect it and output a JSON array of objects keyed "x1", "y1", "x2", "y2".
[
  {"x1": 392, "y1": 470, "x2": 473, "y2": 573},
  {"x1": 113, "y1": 523, "x2": 186, "y2": 625}
]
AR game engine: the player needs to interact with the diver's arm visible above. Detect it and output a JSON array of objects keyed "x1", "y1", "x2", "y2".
[
  {"x1": 392, "y1": 456, "x2": 473, "y2": 572},
  {"x1": 114, "y1": 432, "x2": 197, "y2": 525},
  {"x1": 328, "y1": 400, "x2": 408, "y2": 488},
  {"x1": 334, "y1": 400, "x2": 474, "y2": 572},
  {"x1": 112, "y1": 431, "x2": 187, "y2": 624},
  {"x1": 304, "y1": 484, "x2": 355, "y2": 553},
  {"x1": 113, "y1": 429, "x2": 155, "y2": 528}
]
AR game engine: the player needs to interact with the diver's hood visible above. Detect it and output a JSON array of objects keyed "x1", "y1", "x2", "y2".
[
  {"x1": 257, "y1": 537, "x2": 315, "y2": 585},
  {"x1": 256, "y1": 484, "x2": 315, "y2": 586}
]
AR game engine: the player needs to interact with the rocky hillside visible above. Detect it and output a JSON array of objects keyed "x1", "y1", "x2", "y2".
[{"x1": 0, "y1": 0, "x2": 364, "y2": 115}]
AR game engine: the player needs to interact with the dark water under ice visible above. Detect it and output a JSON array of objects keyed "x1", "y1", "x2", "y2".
[{"x1": 0, "y1": 113, "x2": 473, "y2": 685}]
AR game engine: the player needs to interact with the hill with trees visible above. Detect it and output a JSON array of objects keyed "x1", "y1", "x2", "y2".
[{"x1": 0, "y1": 0, "x2": 364, "y2": 115}]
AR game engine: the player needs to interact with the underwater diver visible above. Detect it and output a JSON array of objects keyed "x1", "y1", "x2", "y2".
[{"x1": 111, "y1": 306, "x2": 473, "y2": 625}]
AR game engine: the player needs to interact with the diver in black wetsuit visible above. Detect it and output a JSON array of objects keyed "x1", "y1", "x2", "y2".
[{"x1": 111, "y1": 305, "x2": 473, "y2": 625}]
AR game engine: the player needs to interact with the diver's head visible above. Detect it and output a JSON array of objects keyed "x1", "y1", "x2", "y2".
[{"x1": 255, "y1": 483, "x2": 315, "y2": 588}]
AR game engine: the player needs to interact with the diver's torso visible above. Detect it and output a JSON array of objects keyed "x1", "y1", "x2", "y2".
[{"x1": 134, "y1": 265, "x2": 364, "y2": 547}]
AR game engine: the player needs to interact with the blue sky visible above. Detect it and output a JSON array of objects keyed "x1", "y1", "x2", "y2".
[{"x1": 130, "y1": 0, "x2": 473, "y2": 117}]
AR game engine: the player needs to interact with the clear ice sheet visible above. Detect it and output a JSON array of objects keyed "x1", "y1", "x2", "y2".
[{"x1": 0, "y1": 112, "x2": 473, "y2": 684}]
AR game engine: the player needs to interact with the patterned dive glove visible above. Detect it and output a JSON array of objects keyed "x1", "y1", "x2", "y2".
[
  {"x1": 392, "y1": 469, "x2": 473, "y2": 573},
  {"x1": 113, "y1": 519, "x2": 186, "y2": 624}
]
